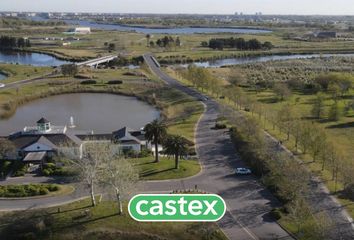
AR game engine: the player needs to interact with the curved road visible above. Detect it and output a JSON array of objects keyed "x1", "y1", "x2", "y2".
[
  {"x1": 0, "y1": 54, "x2": 293, "y2": 240},
  {"x1": 142, "y1": 54, "x2": 292, "y2": 240}
]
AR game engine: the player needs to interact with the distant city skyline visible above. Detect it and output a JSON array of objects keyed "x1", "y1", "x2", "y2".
[{"x1": 0, "y1": 0, "x2": 353, "y2": 15}]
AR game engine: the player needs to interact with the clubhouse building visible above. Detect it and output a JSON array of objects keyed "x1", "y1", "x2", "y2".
[{"x1": 6, "y1": 118, "x2": 150, "y2": 164}]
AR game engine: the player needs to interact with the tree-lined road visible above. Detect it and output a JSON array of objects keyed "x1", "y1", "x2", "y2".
[{"x1": 142, "y1": 53, "x2": 292, "y2": 240}]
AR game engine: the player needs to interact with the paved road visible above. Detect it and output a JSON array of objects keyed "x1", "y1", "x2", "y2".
[{"x1": 142, "y1": 54, "x2": 292, "y2": 240}]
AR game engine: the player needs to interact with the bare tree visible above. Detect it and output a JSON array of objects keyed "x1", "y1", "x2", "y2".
[
  {"x1": 0, "y1": 138, "x2": 16, "y2": 159},
  {"x1": 59, "y1": 142, "x2": 115, "y2": 206},
  {"x1": 100, "y1": 153, "x2": 138, "y2": 214},
  {"x1": 289, "y1": 197, "x2": 312, "y2": 234}
]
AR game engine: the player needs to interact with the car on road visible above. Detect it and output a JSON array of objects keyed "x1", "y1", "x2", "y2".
[
  {"x1": 0, "y1": 83, "x2": 5, "y2": 88},
  {"x1": 235, "y1": 168, "x2": 252, "y2": 175}
]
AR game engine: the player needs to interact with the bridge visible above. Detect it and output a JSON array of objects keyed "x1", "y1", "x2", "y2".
[{"x1": 76, "y1": 55, "x2": 118, "y2": 67}]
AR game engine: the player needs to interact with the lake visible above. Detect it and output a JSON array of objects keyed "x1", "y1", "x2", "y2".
[
  {"x1": 185, "y1": 53, "x2": 354, "y2": 68},
  {"x1": 30, "y1": 17, "x2": 271, "y2": 35},
  {"x1": 0, "y1": 50, "x2": 71, "y2": 67},
  {"x1": 0, "y1": 93, "x2": 160, "y2": 135}
]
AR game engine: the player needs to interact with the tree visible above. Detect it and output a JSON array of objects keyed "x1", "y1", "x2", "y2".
[
  {"x1": 163, "y1": 135, "x2": 188, "y2": 169},
  {"x1": 273, "y1": 83, "x2": 291, "y2": 101},
  {"x1": 145, "y1": 34, "x2": 151, "y2": 47},
  {"x1": 108, "y1": 43, "x2": 116, "y2": 51},
  {"x1": 61, "y1": 64, "x2": 78, "y2": 76},
  {"x1": 309, "y1": 127, "x2": 327, "y2": 162},
  {"x1": 144, "y1": 120, "x2": 167, "y2": 163},
  {"x1": 311, "y1": 93, "x2": 325, "y2": 119},
  {"x1": 227, "y1": 68, "x2": 246, "y2": 86},
  {"x1": 59, "y1": 141, "x2": 111, "y2": 206},
  {"x1": 277, "y1": 104, "x2": 296, "y2": 140},
  {"x1": 299, "y1": 122, "x2": 313, "y2": 154},
  {"x1": 100, "y1": 151, "x2": 138, "y2": 214},
  {"x1": 337, "y1": 78, "x2": 352, "y2": 97},
  {"x1": 328, "y1": 100, "x2": 341, "y2": 121},
  {"x1": 289, "y1": 197, "x2": 312, "y2": 233},
  {"x1": 175, "y1": 37, "x2": 181, "y2": 47},
  {"x1": 0, "y1": 138, "x2": 15, "y2": 160}
]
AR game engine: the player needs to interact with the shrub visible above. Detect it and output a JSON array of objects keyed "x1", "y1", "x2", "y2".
[
  {"x1": 107, "y1": 80, "x2": 123, "y2": 85},
  {"x1": 80, "y1": 80, "x2": 97, "y2": 85},
  {"x1": 138, "y1": 148, "x2": 152, "y2": 158},
  {"x1": 0, "y1": 184, "x2": 60, "y2": 198},
  {"x1": 187, "y1": 148, "x2": 197, "y2": 156},
  {"x1": 214, "y1": 123, "x2": 227, "y2": 129},
  {"x1": 342, "y1": 184, "x2": 354, "y2": 201},
  {"x1": 42, "y1": 169, "x2": 51, "y2": 176},
  {"x1": 270, "y1": 208, "x2": 282, "y2": 221},
  {"x1": 123, "y1": 149, "x2": 139, "y2": 158},
  {"x1": 39, "y1": 187, "x2": 49, "y2": 195}
]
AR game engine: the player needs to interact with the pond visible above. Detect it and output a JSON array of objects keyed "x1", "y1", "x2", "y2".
[
  {"x1": 185, "y1": 53, "x2": 354, "y2": 68},
  {"x1": 0, "y1": 50, "x2": 71, "y2": 67},
  {"x1": 0, "y1": 73, "x2": 6, "y2": 81},
  {"x1": 0, "y1": 93, "x2": 160, "y2": 135}
]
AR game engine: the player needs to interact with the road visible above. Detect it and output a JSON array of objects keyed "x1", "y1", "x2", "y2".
[{"x1": 142, "y1": 53, "x2": 292, "y2": 240}]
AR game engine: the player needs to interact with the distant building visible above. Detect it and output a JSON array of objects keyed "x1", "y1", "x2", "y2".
[
  {"x1": 68, "y1": 27, "x2": 91, "y2": 34},
  {"x1": 316, "y1": 31, "x2": 337, "y2": 38}
]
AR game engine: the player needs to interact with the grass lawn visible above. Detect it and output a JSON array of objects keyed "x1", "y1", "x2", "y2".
[
  {"x1": 132, "y1": 157, "x2": 200, "y2": 180},
  {"x1": 0, "y1": 64, "x2": 52, "y2": 83},
  {"x1": 0, "y1": 197, "x2": 227, "y2": 240}
]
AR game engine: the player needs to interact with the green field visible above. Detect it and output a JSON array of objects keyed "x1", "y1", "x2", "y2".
[
  {"x1": 132, "y1": 156, "x2": 200, "y2": 180},
  {"x1": 0, "y1": 64, "x2": 52, "y2": 83},
  {"x1": 0, "y1": 197, "x2": 226, "y2": 240}
]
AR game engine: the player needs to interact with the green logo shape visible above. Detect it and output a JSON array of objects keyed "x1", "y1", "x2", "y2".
[{"x1": 128, "y1": 194, "x2": 226, "y2": 222}]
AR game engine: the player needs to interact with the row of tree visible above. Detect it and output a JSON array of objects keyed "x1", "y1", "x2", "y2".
[
  {"x1": 0, "y1": 36, "x2": 31, "y2": 49},
  {"x1": 227, "y1": 111, "x2": 335, "y2": 238},
  {"x1": 146, "y1": 34, "x2": 181, "y2": 48},
  {"x1": 178, "y1": 65, "x2": 353, "y2": 195},
  {"x1": 202, "y1": 37, "x2": 273, "y2": 50}
]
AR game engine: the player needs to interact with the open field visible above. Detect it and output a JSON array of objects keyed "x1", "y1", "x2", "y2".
[
  {"x1": 4, "y1": 23, "x2": 354, "y2": 63},
  {"x1": 0, "y1": 64, "x2": 52, "y2": 83},
  {"x1": 132, "y1": 156, "x2": 200, "y2": 180},
  {"x1": 0, "y1": 197, "x2": 226, "y2": 240}
]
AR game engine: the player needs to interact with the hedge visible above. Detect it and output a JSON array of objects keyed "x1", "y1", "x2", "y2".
[{"x1": 0, "y1": 184, "x2": 60, "y2": 198}]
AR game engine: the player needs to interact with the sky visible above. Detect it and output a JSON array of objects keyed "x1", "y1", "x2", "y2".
[{"x1": 1, "y1": 0, "x2": 353, "y2": 15}]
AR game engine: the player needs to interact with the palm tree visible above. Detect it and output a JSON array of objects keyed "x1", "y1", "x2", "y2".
[
  {"x1": 146, "y1": 34, "x2": 151, "y2": 47},
  {"x1": 144, "y1": 120, "x2": 166, "y2": 163},
  {"x1": 163, "y1": 135, "x2": 188, "y2": 169}
]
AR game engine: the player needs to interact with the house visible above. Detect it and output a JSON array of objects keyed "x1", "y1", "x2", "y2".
[
  {"x1": 77, "y1": 127, "x2": 149, "y2": 153},
  {"x1": 8, "y1": 118, "x2": 83, "y2": 164},
  {"x1": 7, "y1": 118, "x2": 152, "y2": 165}
]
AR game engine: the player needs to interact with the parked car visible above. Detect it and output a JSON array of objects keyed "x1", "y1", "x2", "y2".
[{"x1": 235, "y1": 168, "x2": 251, "y2": 175}]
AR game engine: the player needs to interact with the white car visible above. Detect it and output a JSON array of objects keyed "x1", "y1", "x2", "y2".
[
  {"x1": 235, "y1": 168, "x2": 252, "y2": 175},
  {"x1": 0, "y1": 83, "x2": 5, "y2": 88}
]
